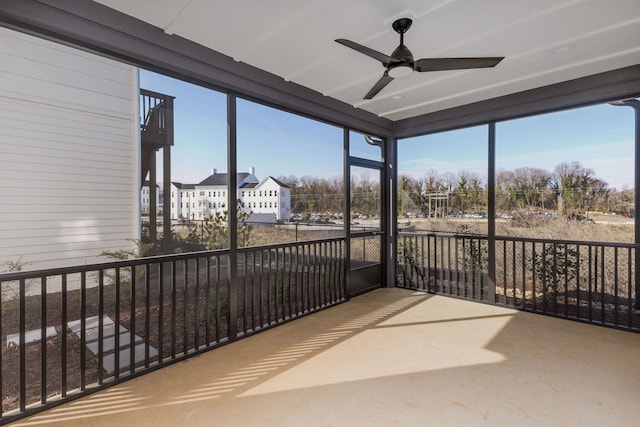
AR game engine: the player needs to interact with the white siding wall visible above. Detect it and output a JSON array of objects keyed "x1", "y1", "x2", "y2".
[{"x1": 0, "y1": 27, "x2": 139, "y2": 271}]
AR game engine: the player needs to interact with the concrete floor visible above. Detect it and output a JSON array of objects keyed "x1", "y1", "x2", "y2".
[{"x1": 12, "y1": 288, "x2": 640, "y2": 426}]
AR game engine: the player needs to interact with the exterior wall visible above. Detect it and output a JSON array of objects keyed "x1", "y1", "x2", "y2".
[
  {"x1": 0, "y1": 27, "x2": 139, "y2": 271},
  {"x1": 245, "y1": 178, "x2": 290, "y2": 220}
]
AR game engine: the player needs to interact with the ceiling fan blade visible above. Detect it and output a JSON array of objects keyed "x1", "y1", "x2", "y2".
[
  {"x1": 364, "y1": 72, "x2": 394, "y2": 100},
  {"x1": 414, "y1": 57, "x2": 504, "y2": 72},
  {"x1": 335, "y1": 39, "x2": 392, "y2": 65}
]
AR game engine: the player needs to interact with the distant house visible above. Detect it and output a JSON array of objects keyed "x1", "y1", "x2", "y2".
[
  {"x1": 168, "y1": 167, "x2": 290, "y2": 221},
  {"x1": 140, "y1": 181, "x2": 160, "y2": 215}
]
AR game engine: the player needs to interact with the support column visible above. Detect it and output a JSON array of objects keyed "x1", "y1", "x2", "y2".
[
  {"x1": 610, "y1": 99, "x2": 640, "y2": 310},
  {"x1": 227, "y1": 95, "x2": 238, "y2": 339},
  {"x1": 487, "y1": 122, "x2": 496, "y2": 303},
  {"x1": 384, "y1": 133, "x2": 397, "y2": 288},
  {"x1": 149, "y1": 151, "x2": 157, "y2": 250},
  {"x1": 162, "y1": 96, "x2": 174, "y2": 253}
]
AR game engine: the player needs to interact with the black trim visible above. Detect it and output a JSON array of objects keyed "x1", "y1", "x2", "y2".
[
  {"x1": 393, "y1": 65, "x2": 640, "y2": 138},
  {"x1": 0, "y1": 0, "x2": 392, "y2": 136},
  {"x1": 1, "y1": 1, "x2": 638, "y2": 140}
]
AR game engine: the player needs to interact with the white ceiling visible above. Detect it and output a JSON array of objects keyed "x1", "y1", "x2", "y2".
[{"x1": 96, "y1": 0, "x2": 640, "y2": 121}]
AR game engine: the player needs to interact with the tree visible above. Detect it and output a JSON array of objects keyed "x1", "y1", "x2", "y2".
[
  {"x1": 191, "y1": 199, "x2": 252, "y2": 249},
  {"x1": 552, "y1": 161, "x2": 596, "y2": 216}
]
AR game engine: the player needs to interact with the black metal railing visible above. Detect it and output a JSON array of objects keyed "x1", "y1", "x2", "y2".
[
  {"x1": 397, "y1": 232, "x2": 639, "y2": 331},
  {"x1": 0, "y1": 238, "x2": 345, "y2": 424},
  {"x1": 140, "y1": 89, "x2": 173, "y2": 139}
]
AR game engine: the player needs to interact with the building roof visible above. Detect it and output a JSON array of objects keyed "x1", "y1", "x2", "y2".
[
  {"x1": 172, "y1": 182, "x2": 195, "y2": 190},
  {"x1": 267, "y1": 176, "x2": 289, "y2": 188},
  {"x1": 198, "y1": 172, "x2": 250, "y2": 186}
]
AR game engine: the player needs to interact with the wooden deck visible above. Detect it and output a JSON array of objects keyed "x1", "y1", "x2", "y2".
[{"x1": 12, "y1": 288, "x2": 640, "y2": 426}]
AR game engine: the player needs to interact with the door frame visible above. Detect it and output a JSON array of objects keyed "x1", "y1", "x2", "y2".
[{"x1": 347, "y1": 156, "x2": 385, "y2": 297}]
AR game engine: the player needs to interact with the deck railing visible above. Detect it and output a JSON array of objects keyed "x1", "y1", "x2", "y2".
[
  {"x1": 140, "y1": 89, "x2": 173, "y2": 139},
  {"x1": 0, "y1": 238, "x2": 345, "y2": 424},
  {"x1": 397, "y1": 232, "x2": 639, "y2": 332}
]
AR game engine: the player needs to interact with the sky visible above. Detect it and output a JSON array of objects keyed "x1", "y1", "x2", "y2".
[
  {"x1": 141, "y1": 70, "x2": 636, "y2": 190},
  {"x1": 400, "y1": 104, "x2": 635, "y2": 190},
  {"x1": 140, "y1": 70, "x2": 344, "y2": 184}
]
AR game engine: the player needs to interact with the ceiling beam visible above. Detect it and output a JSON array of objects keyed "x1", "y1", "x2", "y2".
[{"x1": 393, "y1": 64, "x2": 640, "y2": 139}]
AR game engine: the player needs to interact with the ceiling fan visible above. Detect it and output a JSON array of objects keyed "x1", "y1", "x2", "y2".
[{"x1": 336, "y1": 18, "x2": 504, "y2": 100}]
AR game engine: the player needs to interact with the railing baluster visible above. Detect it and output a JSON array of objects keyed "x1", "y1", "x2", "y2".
[
  {"x1": 426, "y1": 235, "x2": 432, "y2": 292},
  {"x1": 40, "y1": 276, "x2": 47, "y2": 403},
  {"x1": 276, "y1": 248, "x2": 282, "y2": 320},
  {"x1": 454, "y1": 235, "x2": 460, "y2": 297},
  {"x1": 216, "y1": 255, "x2": 221, "y2": 342},
  {"x1": 600, "y1": 246, "x2": 606, "y2": 324},
  {"x1": 182, "y1": 260, "x2": 188, "y2": 355},
  {"x1": 98, "y1": 270, "x2": 104, "y2": 384},
  {"x1": 204, "y1": 258, "x2": 210, "y2": 346},
  {"x1": 614, "y1": 247, "x2": 619, "y2": 326},
  {"x1": 253, "y1": 250, "x2": 259, "y2": 327},
  {"x1": 288, "y1": 247, "x2": 293, "y2": 317},
  {"x1": 171, "y1": 260, "x2": 177, "y2": 359},
  {"x1": 575, "y1": 246, "x2": 581, "y2": 320},
  {"x1": 521, "y1": 240, "x2": 526, "y2": 309},
  {"x1": 588, "y1": 246, "x2": 597, "y2": 322},
  {"x1": 145, "y1": 262, "x2": 152, "y2": 364},
  {"x1": 158, "y1": 262, "x2": 165, "y2": 361},
  {"x1": 0, "y1": 280, "x2": 3, "y2": 417},
  {"x1": 510, "y1": 240, "x2": 515, "y2": 306},
  {"x1": 267, "y1": 249, "x2": 272, "y2": 324},
  {"x1": 242, "y1": 253, "x2": 247, "y2": 333},
  {"x1": 628, "y1": 247, "x2": 633, "y2": 328},
  {"x1": 115, "y1": 267, "x2": 121, "y2": 378},
  {"x1": 80, "y1": 272, "x2": 86, "y2": 389},
  {"x1": 19, "y1": 278, "x2": 26, "y2": 412},
  {"x1": 60, "y1": 273, "x2": 67, "y2": 397},
  {"x1": 301, "y1": 245, "x2": 307, "y2": 312},
  {"x1": 130, "y1": 266, "x2": 136, "y2": 373},
  {"x1": 195, "y1": 258, "x2": 201, "y2": 347}
]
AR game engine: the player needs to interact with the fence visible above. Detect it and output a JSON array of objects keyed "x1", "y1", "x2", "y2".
[
  {"x1": 397, "y1": 232, "x2": 639, "y2": 331},
  {"x1": 0, "y1": 238, "x2": 345, "y2": 423}
]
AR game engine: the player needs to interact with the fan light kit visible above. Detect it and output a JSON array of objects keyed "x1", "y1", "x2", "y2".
[{"x1": 336, "y1": 18, "x2": 505, "y2": 99}]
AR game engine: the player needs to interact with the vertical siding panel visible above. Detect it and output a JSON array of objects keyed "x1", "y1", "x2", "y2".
[{"x1": 0, "y1": 27, "x2": 138, "y2": 270}]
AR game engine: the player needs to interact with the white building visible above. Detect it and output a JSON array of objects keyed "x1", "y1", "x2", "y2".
[
  {"x1": 170, "y1": 168, "x2": 291, "y2": 222},
  {"x1": 140, "y1": 181, "x2": 160, "y2": 215}
]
